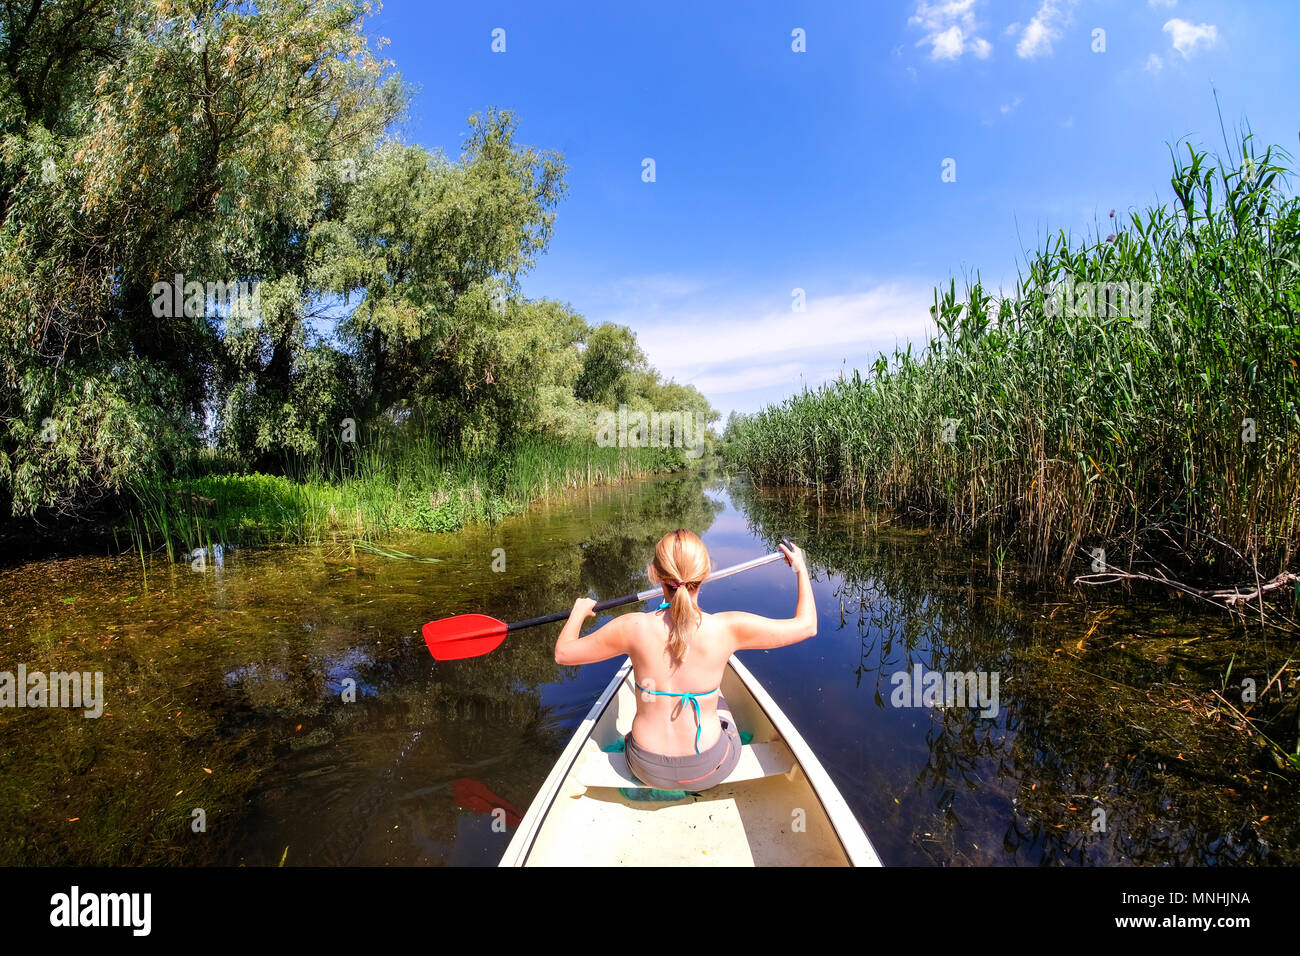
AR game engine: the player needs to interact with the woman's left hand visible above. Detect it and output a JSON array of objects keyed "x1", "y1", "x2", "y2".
[{"x1": 555, "y1": 597, "x2": 628, "y2": 666}]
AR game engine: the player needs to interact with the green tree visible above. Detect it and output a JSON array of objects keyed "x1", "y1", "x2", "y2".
[
  {"x1": 574, "y1": 322, "x2": 646, "y2": 406},
  {"x1": 307, "y1": 112, "x2": 568, "y2": 448},
  {"x1": 0, "y1": 0, "x2": 397, "y2": 513}
]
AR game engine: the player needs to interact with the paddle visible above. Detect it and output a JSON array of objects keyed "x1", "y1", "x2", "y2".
[
  {"x1": 422, "y1": 539, "x2": 797, "y2": 661},
  {"x1": 451, "y1": 778, "x2": 523, "y2": 828}
]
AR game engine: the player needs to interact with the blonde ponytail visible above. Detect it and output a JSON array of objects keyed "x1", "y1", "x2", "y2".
[
  {"x1": 665, "y1": 582, "x2": 698, "y2": 662},
  {"x1": 651, "y1": 529, "x2": 711, "y2": 664}
]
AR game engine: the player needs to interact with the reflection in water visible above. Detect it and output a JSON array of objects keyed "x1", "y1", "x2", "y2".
[
  {"x1": 730, "y1": 480, "x2": 1297, "y2": 865},
  {"x1": 0, "y1": 473, "x2": 1295, "y2": 865},
  {"x1": 0, "y1": 475, "x2": 723, "y2": 866}
]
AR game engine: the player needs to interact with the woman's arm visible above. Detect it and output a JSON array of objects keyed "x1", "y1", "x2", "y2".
[
  {"x1": 554, "y1": 598, "x2": 633, "y2": 665},
  {"x1": 720, "y1": 542, "x2": 817, "y2": 650}
]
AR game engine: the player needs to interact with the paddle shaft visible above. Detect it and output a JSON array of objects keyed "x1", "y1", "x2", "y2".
[{"x1": 505, "y1": 546, "x2": 793, "y2": 633}]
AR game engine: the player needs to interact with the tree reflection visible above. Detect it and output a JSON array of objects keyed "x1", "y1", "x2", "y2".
[{"x1": 728, "y1": 479, "x2": 1297, "y2": 865}]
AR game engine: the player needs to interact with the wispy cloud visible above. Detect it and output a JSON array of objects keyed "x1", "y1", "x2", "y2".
[
  {"x1": 599, "y1": 281, "x2": 939, "y2": 408},
  {"x1": 909, "y1": 0, "x2": 992, "y2": 62},
  {"x1": 1014, "y1": 0, "x2": 1076, "y2": 59},
  {"x1": 1000, "y1": 95, "x2": 1022, "y2": 115},
  {"x1": 1163, "y1": 18, "x2": 1217, "y2": 58},
  {"x1": 581, "y1": 273, "x2": 712, "y2": 309},
  {"x1": 1144, "y1": 52, "x2": 1164, "y2": 73},
  {"x1": 1148, "y1": 0, "x2": 1176, "y2": 8}
]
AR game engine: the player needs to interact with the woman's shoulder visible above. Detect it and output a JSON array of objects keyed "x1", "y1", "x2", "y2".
[
  {"x1": 624, "y1": 608, "x2": 667, "y2": 637},
  {"x1": 702, "y1": 609, "x2": 743, "y2": 630}
]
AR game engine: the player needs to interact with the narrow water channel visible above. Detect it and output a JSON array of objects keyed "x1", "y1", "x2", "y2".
[{"x1": 1, "y1": 475, "x2": 1294, "y2": 865}]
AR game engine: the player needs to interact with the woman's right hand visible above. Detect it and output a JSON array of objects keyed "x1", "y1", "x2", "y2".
[
  {"x1": 779, "y1": 541, "x2": 808, "y2": 577},
  {"x1": 721, "y1": 541, "x2": 817, "y2": 651}
]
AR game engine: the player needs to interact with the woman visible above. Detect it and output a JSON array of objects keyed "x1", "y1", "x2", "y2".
[{"x1": 554, "y1": 529, "x2": 816, "y2": 791}]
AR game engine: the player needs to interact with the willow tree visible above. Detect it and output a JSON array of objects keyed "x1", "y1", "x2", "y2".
[
  {"x1": 304, "y1": 110, "x2": 570, "y2": 453},
  {"x1": 0, "y1": 0, "x2": 399, "y2": 513}
]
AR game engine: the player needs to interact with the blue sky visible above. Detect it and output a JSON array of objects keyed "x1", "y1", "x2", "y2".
[{"x1": 367, "y1": 1, "x2": 1299, "y2": 418}]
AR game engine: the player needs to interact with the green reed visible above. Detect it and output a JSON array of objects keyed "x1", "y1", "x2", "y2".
[
  {"x1": 725, "y1": 135, "x2": 1300, "y2": 584},
  {"x1": 126, "y1": 433, "x2": 684, "y2": 556}
]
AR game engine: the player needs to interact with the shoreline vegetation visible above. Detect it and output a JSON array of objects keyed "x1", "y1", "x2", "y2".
[
  {"x1": 124, "y1": 437, "x2": 698, "y2": 560},
  {"x1": 723, "y1": 136, "x2": 1299, "y2": 630},
  {"x1": 0, "y1": 3, "x2": 718, "y2": 561}
]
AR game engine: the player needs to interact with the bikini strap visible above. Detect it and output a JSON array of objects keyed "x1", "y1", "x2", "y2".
[{"x1": 633, "y1": 683, "x2": 720, "y2": 754}]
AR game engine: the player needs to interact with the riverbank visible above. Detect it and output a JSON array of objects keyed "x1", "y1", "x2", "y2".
[
  {"x1": 125, "y1": 438, "x2": 703, "y2": 560},
  {"x1": 0, "y1": 438, "x2": 703, "y2": 567}
]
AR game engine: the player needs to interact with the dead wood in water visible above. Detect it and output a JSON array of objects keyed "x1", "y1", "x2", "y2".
[{"x1": 1074, "y1": 569, "x2": 1300, "y2": 634}]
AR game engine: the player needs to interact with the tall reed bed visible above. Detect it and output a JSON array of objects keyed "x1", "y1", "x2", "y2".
[
  {"x1": 129, "y1": 434, "x2": 682, "y2": 557},
  {"x1": 726, "y1": 138, "x2": 1300, "y2": 583}
]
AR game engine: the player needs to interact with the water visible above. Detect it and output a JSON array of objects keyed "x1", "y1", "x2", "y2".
[{"x1": 1, "y1": 475, "x2": 1295, "y2": 865}]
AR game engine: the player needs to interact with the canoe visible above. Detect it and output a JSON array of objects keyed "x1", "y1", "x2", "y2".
[{"x1": 500, "y1": 655, "x2": 882, "y2": 866}]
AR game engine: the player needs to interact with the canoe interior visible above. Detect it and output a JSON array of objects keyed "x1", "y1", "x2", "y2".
[{"x1": 509, "y1": 658, "x2": 863, "y2": 866}]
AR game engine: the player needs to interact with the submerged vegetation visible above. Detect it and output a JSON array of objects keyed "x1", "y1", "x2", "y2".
[
  {"x1": 728, "y1": 479, "x2": 1300, "y2": 861},
  {"x1": 726, "y1": 135, "x2": 1300, "y2": 603}
]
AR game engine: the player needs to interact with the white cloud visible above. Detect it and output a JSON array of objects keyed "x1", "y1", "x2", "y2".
[
  {"x1": 1015, "y1": 0, "x2": 1076, "y2": 59},
  {"x1": 1144, "y1": 52, "x2": 1163, "y2": 72},
  {"x1": 909, "y1": 0, "x2": 993, "y2": 61},
  {"x1": 685, "y1": 362, "x2": 811, "y2": 397},
  {"x1": 931, "y1": 24, "x2": 965, "y2": 59},
  {"x1": 1148, "y1": 0, "x2": 1176, "y2": 8},
  {"x1": 1163, "y1": 18, "x2": 1217, "y2": 57},
  {"x1": 1000, "y1": 95, "x2": 1022, "y2": 114},
  {"x1": 600, "y1": 281, "x2": 938, "y2": 403}
]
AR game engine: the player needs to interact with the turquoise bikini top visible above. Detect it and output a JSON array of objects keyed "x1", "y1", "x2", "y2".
[{"x1": 637, "y1": 600, "x2": 719, "y2": 754}]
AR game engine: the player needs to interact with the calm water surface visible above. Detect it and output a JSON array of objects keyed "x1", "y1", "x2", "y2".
[{"x1": 1, "y1": 475, "x2": 1295, "y2": 865}]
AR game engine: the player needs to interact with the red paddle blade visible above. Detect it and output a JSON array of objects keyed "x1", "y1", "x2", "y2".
[
  {"x1": 422, "y1": 613, "x2": 509, "y2": 661},
  {"x1": 452, "y1": 778, "x2": 523, "y2": 828}
]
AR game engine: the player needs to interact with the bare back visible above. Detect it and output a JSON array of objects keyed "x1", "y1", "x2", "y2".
[{"x1": 625, "y1": 607, "x2": 736, "y2": 756}]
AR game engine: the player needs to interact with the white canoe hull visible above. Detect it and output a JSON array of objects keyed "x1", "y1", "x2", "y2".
[{"x1": 500, "y1": 655, "x2": 882, "y2": 867}]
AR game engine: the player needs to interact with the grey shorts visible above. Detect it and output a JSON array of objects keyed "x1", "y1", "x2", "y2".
[{"x1": 624, "y1": 702, "x2": 743, "y2": 791}]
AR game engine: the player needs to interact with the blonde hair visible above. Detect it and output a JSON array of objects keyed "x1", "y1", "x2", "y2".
[{"x1": 649, "y1": 529, "x2": 711, "y2": 664}]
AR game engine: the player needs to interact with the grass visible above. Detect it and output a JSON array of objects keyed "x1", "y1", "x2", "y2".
[
  {"x1": 724, "y1": 133, "x2": 1300, "y2": 585},
  {"x1": 127, "y1": 433, "x2": 690, "y2": 558}
]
